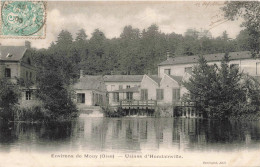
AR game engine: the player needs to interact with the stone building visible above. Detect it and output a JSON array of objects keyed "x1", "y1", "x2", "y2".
[{"x1": 0, "y1": 45, "x2": 37, "y2": 107}]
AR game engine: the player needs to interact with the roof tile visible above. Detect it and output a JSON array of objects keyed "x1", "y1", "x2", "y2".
[
  {"x1": 73, "y1": 75, "x2": 106, "y2": 91},
  {"x1": 103, "y1": 75, "x2": 143, "y2": 82},
  {"x1": 158, "y1": 51, "x2": 252, "y2": 66},
  {"x1": 0, "y1": 46, "x2": 27, "y2": 61}
]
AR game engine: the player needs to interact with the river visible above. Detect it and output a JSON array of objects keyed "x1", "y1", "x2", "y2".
[{"x1": 0, "y1": 117, "x2": 260, "y2": 153}]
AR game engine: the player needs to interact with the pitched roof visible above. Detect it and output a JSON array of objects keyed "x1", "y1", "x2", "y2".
[
  {"x1": 73, "y1": 75, "x2": 106, "y2": 91},
  {"x1": 168, "y1": 75, "x2": 183, "y2": 85},
  {"x1": 147, "y1": 75, "x2": 162, "y2": 85},
  {"x1": 112, "y1": 86, "x2": 139, "y2": 93},
  {"x1": 103, "y1": 75, "x2": 143, "y2": 82},
  {"x1": 158, "y1": 51, "x2": 252, "y2": 66},
  {"x1": 0, "y1": 46, "x2": 27, "y2": 61}
]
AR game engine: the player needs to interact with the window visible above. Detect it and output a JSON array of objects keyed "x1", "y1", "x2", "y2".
[
  {"x1": 119, "y1": 85, "x2": 123, "y2": 90},
  {"x1": 30, "y1": 72, "x2": 32, "y2": 81},
  {"x1": 27, "y1": 58, "x2": 31, "y2": 65},
  {"x1": 141, "y1": 89, "x2": 148, "y2": 100},
  {"x1": 77, "y1": 93, "x2": 85, "y2": 103},
  {"x1": 156, "y1": 89, "x2": 164, "y2": 100},
  {"x1": 111, "y1": 85, "x2": 115, "y2": 91},
  {"x1": 230, "y1": 64, "x2": 239, "y2": 69},
  {"x1": 26, "y1": 71, "x2": 28, "y2": 81},
  {"x1": 26, "y1": 91, "x2": 31, "y2": 100},
  {"x1": 256, "y1": 62, "x2": 260, "y2": 75},
  {"x1": 126, "y1": 85, "x2": 131, "y2": 88},
  {"x1": 126, "y1": 92, "x2": 133, "y2": 100},
  {"x1": 113, "y1": 92, "x2": 119, "y2": 102},
  {"x1": 5, "y1": 68, "x2": 11, "y2": 78},
  {"x1": 185, "y1": 67, "x2": 192, "y2": 73},
  {"x1": 172, "y1": 88, "x2": 180, "y2": 101},
  {"x1": 164, "y1": 69, "x2": 171, "y2": 75}
]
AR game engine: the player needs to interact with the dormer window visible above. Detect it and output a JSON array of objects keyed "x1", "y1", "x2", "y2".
[
  {"x1": 6, "y1": 53, "x2": 12, "y2": 58},
  {"x1": 27, "y1": 58, "x2": 31, "y2": 65}
]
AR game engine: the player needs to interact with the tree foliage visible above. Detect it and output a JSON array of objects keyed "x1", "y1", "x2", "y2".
[
  {"x1": 29, "y1": 25, "x2": 257, "y2": 119},
  {"x1": 0, "y1": 79, "x2": 20, "y2": 120},
  {"x1": 45, "y1": 25, "x2": 249, "y2": 76},
  {"x1": 183, "y1": 53, "x2": 259, "y2": 119},
  {"x1": 222, "y1": 1, "x2": 260, "y2": 57}
]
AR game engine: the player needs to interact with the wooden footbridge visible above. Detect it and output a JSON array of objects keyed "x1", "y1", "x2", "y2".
[
  {"x1": 119, "y1": 100, "x2": 157, "y2": 109},
  {"x1": 113, "y1": 100, "x2": 201, "y2": 118},
  {"x1": 117, "y1": 100, "x2": 157, "y2": 116}
]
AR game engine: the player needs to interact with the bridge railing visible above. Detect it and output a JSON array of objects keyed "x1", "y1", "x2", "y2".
[{"x1": 120, "y1": 100, "x2": 157, "y2": 108}]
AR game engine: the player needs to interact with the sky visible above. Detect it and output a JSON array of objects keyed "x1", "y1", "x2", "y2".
[{"x1": 0, "y1": 1, "x2": 244, "y2": 49}]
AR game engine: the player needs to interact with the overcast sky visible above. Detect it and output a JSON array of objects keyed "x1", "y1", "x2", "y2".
[{"x1": 1, "y1": 1, "x2": 243, "y2": 49}]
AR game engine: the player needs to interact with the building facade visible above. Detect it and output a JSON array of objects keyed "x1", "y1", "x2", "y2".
[
  {"x1": 103, "y1": 75, "x2": 143, "y2": 106},
  {"x1": 158, "y1": 51, "x2": 260, "y2": 78},
  {"x1": 0, "y1": 45, "x2": 37, "y2": 108},
  {"x1": 73, "y1": 75, "x2": 107, "y2": 109}
]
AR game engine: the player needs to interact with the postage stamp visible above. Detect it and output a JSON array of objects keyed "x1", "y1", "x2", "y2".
[{"x1": 0, "y1": 1, "x2": 46, "y2": 38}]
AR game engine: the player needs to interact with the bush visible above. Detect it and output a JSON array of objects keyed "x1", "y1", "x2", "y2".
[
  {"x1": 102, "y1": 105, "x2": 126, "y2": 117},
  {"x1": 154, "y1": 104, "x2": 173, "y2": 117}
]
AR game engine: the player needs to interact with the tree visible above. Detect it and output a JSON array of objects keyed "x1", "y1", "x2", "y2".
[
  {"x1": 183, "y1": 53, "x2": 254, "y2": 119},
  {"x1": 75, "y1": 29, "x2": 88, "y2": 42},
  {"x1": 35, "y1": 52, "x2": 77, "y2": 120},
  {"x1": 235, "y1": 29, "x2": 251, "y2": 51},
  {"x1": 56, "y1": 30, "x2": 73, "y2": 49},
  {"x1": 0, "y1": 79, "x2": 20, "y2": 120},
  {"x1": 222, "y1": 1, "x2": 260, "y2": 57},
  {"x1": 184, "y1": 28, "x2": 199, "y2": 39}
]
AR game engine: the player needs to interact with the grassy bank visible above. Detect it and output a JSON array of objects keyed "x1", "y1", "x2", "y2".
[{"x1": 0, "y1": 105, "x2": 79, "y2": 123}]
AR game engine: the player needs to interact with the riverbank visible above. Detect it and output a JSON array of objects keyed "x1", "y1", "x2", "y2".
[
  {"x1": 101, "y1": 104, "x2": 260, "y2": 120},
  {"x1": 0, "y1": 105, "x2": 79, "y2": 123}
]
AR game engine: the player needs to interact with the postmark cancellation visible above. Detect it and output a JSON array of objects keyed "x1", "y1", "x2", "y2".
[{"x1": 0, "y1": 1, "x2": 46, "y2": 38}]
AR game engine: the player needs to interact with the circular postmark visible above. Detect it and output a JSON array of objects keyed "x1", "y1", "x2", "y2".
[{"x1": 1, "y1": 1, "x2": 46, "y2": 36}]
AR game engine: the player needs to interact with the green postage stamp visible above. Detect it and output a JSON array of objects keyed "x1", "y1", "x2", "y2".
[{"x1": 0, "y1": 1, "x2": 46, "y2": 38}]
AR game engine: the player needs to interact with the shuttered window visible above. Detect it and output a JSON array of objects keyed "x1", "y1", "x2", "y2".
[
  {"x1": 185, "y1": 67, "x2": 192, "y2": 73},
  {"x1": 141, "y1": 89, "x2": 148, "y2": 100},
  {"x1": 126, "y1": 92, "x2": 133, "y2": 100},
  {"x1": 257, "y1": 62, "x2": 260, "y2": 75},
  {"x1": 172, "y1": 89, "x2": 180, "y2": 101},
  {"x1": 26, "y1": 91, "x2": 31, "y2": 100},
  {"x1": 156, "y1": 89, "x2": 164, "y2": 100},
  {"x1": 164, "y1": 69, "x2": 171, "y2": 75},
  {"x1": 113, "y1": 92, "x2": 119, "y2": 102},
  {"x1": 77, "y1": 93, "x2": 85, "y2": 103},
  {"x1": 5, "y1": 68, "x2": 11, "y2": 78}
]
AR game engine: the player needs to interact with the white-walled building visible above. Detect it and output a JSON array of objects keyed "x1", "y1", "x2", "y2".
[
  {"x1": 140, "y1": 75, "x2": 161, "y2": 101},
  {"x1": 75, "y1": 51, "x2": 260, "y2": 116},
  {"x1": 158, "y1": 51, "x2": 260, "y2": 78},
  {"x1": 73, "y1": 75, "x2": 107, "y2": 108},
  {"x1": 139, "y1": 74, "x2": 183, "y2": 105},
  {"x1": 0, "y1": 45, "x2": 37, "y2": 108},
  {"x1": 103, "y1": 75, "x2": 143, "y2": 106}
]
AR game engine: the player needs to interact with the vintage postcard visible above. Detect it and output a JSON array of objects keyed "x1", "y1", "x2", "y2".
[{"x1": 0, "y1": 1, "x2": 260, "y2": 167}]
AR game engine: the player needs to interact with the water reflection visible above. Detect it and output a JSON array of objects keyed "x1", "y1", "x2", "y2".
[{"x1": 0, "y1": 118, "x2": 260, "y2": 153}]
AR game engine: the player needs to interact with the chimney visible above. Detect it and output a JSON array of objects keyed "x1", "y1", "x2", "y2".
[
  {"x1": 25, "y1": 41, "x2": 31, "y2": 49},
  {"x1": 80, "y1": 70, "x2": 84, "y2": 78}
]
